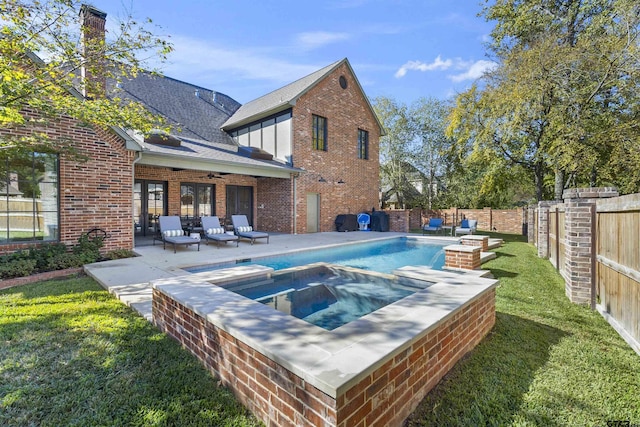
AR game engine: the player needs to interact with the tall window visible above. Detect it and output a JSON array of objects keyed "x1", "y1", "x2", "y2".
[
  {"x1": 180, "y1": 183, "x2": 214, "y2": 219},
  {"x1": 312, "y1": 114, "x2": 327, "y2": 151},
  {"x1": 1, "y1": 152, "x2": 59, "y2": 243},
  {"x1": 357, "y1": 129, "x2": 369, "y2": 159}
]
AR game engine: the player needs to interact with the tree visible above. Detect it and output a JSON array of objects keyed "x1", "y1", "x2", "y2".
[
  {"x1": 409, "y1": 97, "x2": 454, "y2": 209},
  {"x1": 0, "y1": 0, "x2": 173, "y2": 155},
  {"x1": 373, "y1": 96, "x2": 416, "y2": 209},
  {"x1": 475, "y1": 0, "x2": 640, "y2": 197}
]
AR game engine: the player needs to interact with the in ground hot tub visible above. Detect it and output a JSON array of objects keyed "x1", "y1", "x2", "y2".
[{"x1": 152, "y1": 263, "x2": 497, "y2": 427}]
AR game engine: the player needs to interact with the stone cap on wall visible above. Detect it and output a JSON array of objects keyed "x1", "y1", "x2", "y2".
[{"x1": 563, "y1": 187, "x2": 619, "y2": 201}]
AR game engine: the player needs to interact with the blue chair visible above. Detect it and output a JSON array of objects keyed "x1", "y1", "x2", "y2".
[
  {"x1": 422, "y1": 218, "x2": 443, "y2": 235},
  {"x1": 357, "y1": 213, "x2": 371, "y2": 231},
  {"x1": 455, "y1": 219, "x2": 478, "y2": 235}
]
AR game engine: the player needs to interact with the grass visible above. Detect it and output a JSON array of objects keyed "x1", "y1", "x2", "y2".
[
  {"x1": 1, "y1": 234, "x2": 639, "y2": 426},
  {"x1": 0, "y1": 277, "x2": 260, "y2": 427},
  {"x1": 405, "y1": 233, "x2": 640, "y2": 426}
]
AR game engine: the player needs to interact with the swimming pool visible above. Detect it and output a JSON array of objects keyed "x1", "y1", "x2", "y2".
[
  {"x1": 220, "y1": 264, "x2": 433, "y2": 330},
  {"x1": 186, "y1": 237, "x2": 446, "y2": 274}
]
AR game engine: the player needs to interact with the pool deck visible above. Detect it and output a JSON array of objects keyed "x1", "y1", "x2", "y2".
[{"x1": 85, "y1": 232, "x2": 499, "y2": 320}]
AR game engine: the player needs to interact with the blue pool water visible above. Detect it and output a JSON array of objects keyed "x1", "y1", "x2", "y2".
[
  {"x1": 186, "y1": 237, "x2": 446, "y2": 274},
  {"x1": 221, "y1": 265, "x2": 433, "y2": 330}
]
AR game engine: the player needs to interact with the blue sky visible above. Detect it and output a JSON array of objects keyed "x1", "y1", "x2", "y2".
[{"x1": 90, "y1": 0, "x2": 496, "y2": 105}]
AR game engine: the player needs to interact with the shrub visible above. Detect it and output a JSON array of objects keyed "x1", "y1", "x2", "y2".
[
  {"x1": 103, "y1": 249, "x2": 136, "y2": 260},
  {"x1": 29, "y1": 242, "x2": 68, "y2": 270},
  {"x1": 72, "y1": 234, "x2": 104, "y2": 264},
  {"x1": 46, "y1": 253, "x2": 87, "y2": 271},
  {"x1": 0, "y1": 259, "x2": 37, "y2": 279}
]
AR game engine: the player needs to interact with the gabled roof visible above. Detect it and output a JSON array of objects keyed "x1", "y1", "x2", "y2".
[
  {"x1": 222, "y1": 58, "x2": 385, "y2": 135},
  {"x1": 221, "y1": 59, "x2": 343, "y2": 130},
  {"x1": 111, "y1": 72, "x2": 241, "y2": 145}
]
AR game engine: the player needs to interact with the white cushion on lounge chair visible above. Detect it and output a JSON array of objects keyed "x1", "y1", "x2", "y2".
[{"x1": 206, "y1": 227, "x2": 225, "y2": 234}]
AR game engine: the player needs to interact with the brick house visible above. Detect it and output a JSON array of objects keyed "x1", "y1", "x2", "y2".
[{"x1": 0, "y1": 5, "x2": 382, "y2": 254}]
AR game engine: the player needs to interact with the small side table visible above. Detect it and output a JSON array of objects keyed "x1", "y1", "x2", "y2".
[{"x1": 441, "y1": 225, "x2": 455, "y2": 236}]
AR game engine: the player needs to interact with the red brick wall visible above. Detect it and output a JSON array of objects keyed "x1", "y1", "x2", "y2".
[
  {"x1": 256, "y1": 177, "x2": 294, "y2": 233},
  {"x1": 135, "y1": 165, "x2": 258, "y2": 225},
  {"x1": 0, "y1": 108, "x2": 134, "y2": 254},
  {"x1": 417, "y1": 207, "x2": 527, "y2": 234},
  {"x1": 153, "y1": 286, "x2": 496, "y2": 427},
  {"x1": 291, "y1": 62, "x2": 381, "y2": 233}
]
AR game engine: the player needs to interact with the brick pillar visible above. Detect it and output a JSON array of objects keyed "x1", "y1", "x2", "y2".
[
  {"x1": 527, "y1": 205, "x2": 535, "y2": 243},
  {"x1": 536, "y1": 201, "x2": 554, "y2": 259},
  {"x1": 563, "y1": 187, "x2": 618, "y2": 305},
  {"x1": 445, "y1": 244, "x2": 481, "y2": 270},
  {"x1": 460, "y1": 235, "x2": 489, "y2": 252}
]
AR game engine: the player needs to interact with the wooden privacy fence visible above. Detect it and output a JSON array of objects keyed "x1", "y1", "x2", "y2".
[
  {"x1": 530, "y1": 188, "x2": 640, "y2": 355},
  {"x1": 595, "y1": 194, "x2": 640, "y2": 354}
]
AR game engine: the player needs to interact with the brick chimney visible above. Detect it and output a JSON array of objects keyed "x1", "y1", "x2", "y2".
[{"x1": 79, "y1": 4, "x2": 107, "y2": 98}]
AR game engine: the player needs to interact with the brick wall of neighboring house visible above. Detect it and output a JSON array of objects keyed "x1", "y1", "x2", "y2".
[
  {"x1": 291, "y1": 62, "x2": 381, "y2": 233},
  {"x1": 135, "y1": 165, "x2": 258, "y2": 224},
  {"x1": 0, "y1": 108, "x2": 135, "y2": 255},
  {"x1": 256, "y1": 177, "x2": 294, "y2": 233}
]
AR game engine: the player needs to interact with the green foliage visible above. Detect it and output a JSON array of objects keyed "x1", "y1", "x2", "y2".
[
  {"x1": 0, "y1": 258, "x2": 36, "y2": 279},
  {"x1": 0, "y1": 0, "x2": 173, "y2": 155},
  {"x1": 0, "y1": 234, "x2": 106, "y2": 278},
  {"x1": 448, "y1": 0, "x2": 640, "y2": 201},
  {"x1": 373, "y1": 96, "x2": 459, "y2": 209},
  {"x1": 103, "y1": 249, "x2": 136, "y2": 260},
  {"x1": 72, "y1": 233, "x2": 104, "y2": 264}
]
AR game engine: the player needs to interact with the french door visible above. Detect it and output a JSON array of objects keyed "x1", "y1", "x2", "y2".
[
  {"x1": 134, "y1": 180, "x2": 167, "y2": 237},
  {"x1": 226, "y1": 185, "x2": 253, "y2": 225}
]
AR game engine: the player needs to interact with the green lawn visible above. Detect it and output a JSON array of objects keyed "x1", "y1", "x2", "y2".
[
  {"x1": 406, "y1": 233, "x2": 640, "y2": 426},
  {"x1": 0, "y1": 277, "x2": 260, "y2": 427},
  {"x1": 1, "y1": 235, "x2": 639, "y2": 426}
]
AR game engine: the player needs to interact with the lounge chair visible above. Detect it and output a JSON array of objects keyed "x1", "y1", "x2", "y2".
[
  {"x1": 201, "y1": 216, "x2": 239, "y2": 247},
  {"x1": 156, "y1": 216, "x2": 200, "y2": 253},
  {"x1": 231, "y1": 215, "x2": 269, "y2": 245},
  {"x1": 422, "y1": 218, "x2": 443, "y2": 235},
  {"x1": 455, "y1": 219, "x2": 478, "y2": 236}
]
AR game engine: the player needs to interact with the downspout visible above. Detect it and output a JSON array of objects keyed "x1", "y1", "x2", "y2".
[
  {"x1": 132, "y1": 151, "x2": 142, "y2": 248},
  {"x1": 292, "y1": 173, "x2": 298, "y2": 234}
]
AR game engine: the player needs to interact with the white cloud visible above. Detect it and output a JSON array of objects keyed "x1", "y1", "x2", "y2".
[
  {"x1": 394, "y1": 56, "x2": 498, "y2": 83},
  {"x1": 158, "y1": 35, "x2": 319, "y2": 85},
  {"x1": 394, "y1": 55, "x2": 453, "y2": 78},
  {"x1": 448, "y1": 59, "x2": 497, "y2": 82},
  {"x1": 295, "y1": 31, "x2": 350, "y2": 50}
]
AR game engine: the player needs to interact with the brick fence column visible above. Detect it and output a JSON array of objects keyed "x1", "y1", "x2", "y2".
[
  {"x1": 536, "y1": 201, "x2": 554, "y2": 259},
  {"x1": 527, "y1": 205, "x2": 535, "y2": 244},
  {"x1": 563, "y1": 187, "x2": 618, "y2": 305}
]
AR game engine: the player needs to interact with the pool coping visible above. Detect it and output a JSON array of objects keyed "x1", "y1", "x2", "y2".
[{"x1": 151, "y1": 263, "x2": 498, "y2": 398}]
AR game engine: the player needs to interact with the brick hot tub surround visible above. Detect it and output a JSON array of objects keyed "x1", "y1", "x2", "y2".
[{"x1": 152, "y1": 265, "x2": 497, "y2": 427}]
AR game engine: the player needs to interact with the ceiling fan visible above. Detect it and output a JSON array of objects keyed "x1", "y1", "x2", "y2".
[{"x1": 200, "y1": 173, "x2": 223, "y2": 179}]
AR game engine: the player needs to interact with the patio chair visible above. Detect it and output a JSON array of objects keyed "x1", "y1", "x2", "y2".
[
  {"x1": 455, "y1": 219, "x2": 478, "y2": 236},
  {"x1": 422, "y1": 218, "x2": 443, "y2": 235},
  {"x1": 231, "y1": 215, "x2": 269, "y2": 245},
  {"x1": 155, "y1": 215, "x2": 200, "y2": 253},
  {"x1": 201, "y1": 216, "x2": 239, "y2": 248}
]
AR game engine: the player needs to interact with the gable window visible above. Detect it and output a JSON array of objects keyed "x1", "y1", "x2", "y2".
[
  {"x1": 357, "y1": 129, "x2": 369, "y2": 160},
  {"x1": 312, "y1": 114, "x2": 327, "y2": 151},
  {"x1": 1, "y1": 152, "x2": 59, "y2": 244}
]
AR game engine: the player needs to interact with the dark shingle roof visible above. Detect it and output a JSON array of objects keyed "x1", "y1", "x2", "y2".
[
  {"x1": 110, "y1": 72, "x2": 241, "y2": 145},
  {"x1": 221, "y1": 59, "x2": 344, "y2": 130}
]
